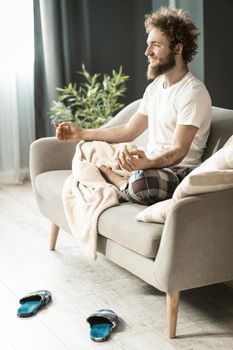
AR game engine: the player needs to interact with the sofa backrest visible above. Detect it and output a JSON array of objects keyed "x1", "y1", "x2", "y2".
[{"x1": 202, "y1": 106, "x2": 233, "y2": 161}]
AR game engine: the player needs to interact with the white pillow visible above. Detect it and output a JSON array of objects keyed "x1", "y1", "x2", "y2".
[
  {"x1": 135, "y1": 199, "x2": 172, "y2": 223},
  {"x1": 136, "y1": 135, "x2": 233, "y2": 223},
  {"x1": 173, "y1": 138, "x2": 233, "y2": 200}
]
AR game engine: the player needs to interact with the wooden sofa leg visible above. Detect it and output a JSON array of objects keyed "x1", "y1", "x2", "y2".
[
  {"x1": 50, "y1": 223, "x2": 60, "y2": 250},
  {"x1": 166, "y1": 291, "x2": 180, "y2": 339}
]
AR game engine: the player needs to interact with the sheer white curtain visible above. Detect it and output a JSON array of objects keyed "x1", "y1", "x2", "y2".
[{"x1": 0, "y1": 0, "x2": 35, "y2": 184}]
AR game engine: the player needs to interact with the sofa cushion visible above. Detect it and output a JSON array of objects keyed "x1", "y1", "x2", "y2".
[
  {"x1": 98, "y1": 203, "x2": 163, "y2": 258},
  {"x1": 36, "y1": 170, "x2": 163, "y2": 259}
]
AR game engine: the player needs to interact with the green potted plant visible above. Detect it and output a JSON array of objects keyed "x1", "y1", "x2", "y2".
[{"x1": 49, "y1": 65, "x2": 130, "y2": 128}]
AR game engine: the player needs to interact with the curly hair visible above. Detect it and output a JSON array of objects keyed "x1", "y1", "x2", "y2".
[{"x1": 144, "y1": 7, "x2": 199, "y2": 63}]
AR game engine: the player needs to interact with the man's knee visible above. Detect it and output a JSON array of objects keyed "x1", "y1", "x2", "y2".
[
  {"x1": 123, "y1": 168, "x2": 179, "y2": 205},
  {"x1": 124, "y1": 170, "x2": 150, "y2": 204}
]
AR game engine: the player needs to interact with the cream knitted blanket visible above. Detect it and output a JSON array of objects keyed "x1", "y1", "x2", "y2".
[{"x1": 62, "y1": 140, "x2": 133, "y2": 260}]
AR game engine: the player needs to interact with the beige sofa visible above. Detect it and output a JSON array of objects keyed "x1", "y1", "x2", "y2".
[{"x1": 30, "y1": 100, "x2": 233, "y2": 338}]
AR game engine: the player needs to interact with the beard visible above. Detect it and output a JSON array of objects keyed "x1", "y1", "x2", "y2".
[{"x1": 147, "y1": 50, "x2": 176, "y2": 80}]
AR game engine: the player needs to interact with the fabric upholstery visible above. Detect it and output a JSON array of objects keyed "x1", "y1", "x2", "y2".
[
  {"x1": 98, "y1": 202, "x2": 163, "y2": 258},
  {"x1": 97, "y1": 235, "x2": 157, "y2": 288},
  {"x1": 36, "y1": 170, "x2": 71, "y2": 203},
  {"x1": 154, "y1": 188, "x2": 233, "y2": 292},
  {"x1": 202, "y1": 108, "x2": 233, "y2": 161}
]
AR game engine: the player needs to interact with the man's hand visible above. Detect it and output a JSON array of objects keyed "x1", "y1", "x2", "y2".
[
  {"x1": 55, "y1": 122, "x2": 82, "y2": 142},
  {"x1": 118, "y1": 149, "x2": 153, "y2": 172}
]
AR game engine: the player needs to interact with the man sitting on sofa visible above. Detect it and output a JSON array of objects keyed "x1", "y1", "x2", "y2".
[{"x1": 56, "y1": 7, "x2": 211, "y2": 206}]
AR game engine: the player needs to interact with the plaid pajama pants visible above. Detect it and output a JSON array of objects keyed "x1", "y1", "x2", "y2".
[{"x1": 122, "y1": 166, "x2": 192, "y2": 205}]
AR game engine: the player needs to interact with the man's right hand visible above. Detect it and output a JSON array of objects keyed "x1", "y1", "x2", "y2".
[{"x1": 55, "y1": 122, "x2": 82, "y2": 142}]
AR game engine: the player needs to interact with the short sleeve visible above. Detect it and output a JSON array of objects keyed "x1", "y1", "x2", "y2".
[{"x1": 176, "y1": 87, "x2": 211, "y2": 128}]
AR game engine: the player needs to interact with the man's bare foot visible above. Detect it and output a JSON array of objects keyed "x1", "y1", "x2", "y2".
[{"x1": 99, "y1": 166, "x2": 128, "y2": 190}]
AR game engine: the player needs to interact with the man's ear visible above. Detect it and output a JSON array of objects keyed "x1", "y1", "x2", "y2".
[{"x1": 174, "y1": 43, "x2": 183, "y2": 55}]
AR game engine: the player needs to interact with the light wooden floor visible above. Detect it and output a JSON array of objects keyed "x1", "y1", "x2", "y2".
[{"x1": 0, "y1": 181, "x2": 233, "y2": 350}]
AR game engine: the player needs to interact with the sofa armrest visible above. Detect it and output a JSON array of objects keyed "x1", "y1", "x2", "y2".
[
  {"x1": 153, "y1": 188, "x2": 233, "y2": 292},
  {"x1": 30, "y1": 137, "x2": 77, "y2": 181}
]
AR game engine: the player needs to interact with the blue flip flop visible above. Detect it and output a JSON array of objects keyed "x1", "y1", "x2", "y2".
[
  {"x1": 87, "y1": 309, "x2": 118, "y2": 342},
  {"x1": 17, "y1": 290, "x2": 52, "y2": 317}
]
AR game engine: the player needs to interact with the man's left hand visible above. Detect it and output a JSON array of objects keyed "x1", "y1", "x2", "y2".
[{"x1": 118, "y1": 149, "x2": 152, "y2": 172}]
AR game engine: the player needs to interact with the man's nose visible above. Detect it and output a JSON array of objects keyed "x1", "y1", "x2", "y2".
[{"x1": 145, "y1": 45, "x2": 152, "y2": 57}]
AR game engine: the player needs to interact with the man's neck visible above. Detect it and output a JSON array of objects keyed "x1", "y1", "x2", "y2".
[{"x1": 163, "y1": 65, "x2": 189, "y2": 88}]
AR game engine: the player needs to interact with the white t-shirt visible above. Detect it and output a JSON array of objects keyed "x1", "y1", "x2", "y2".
[{"x1": 138, "y1": 72, "x2": 212, "y2": 168}]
